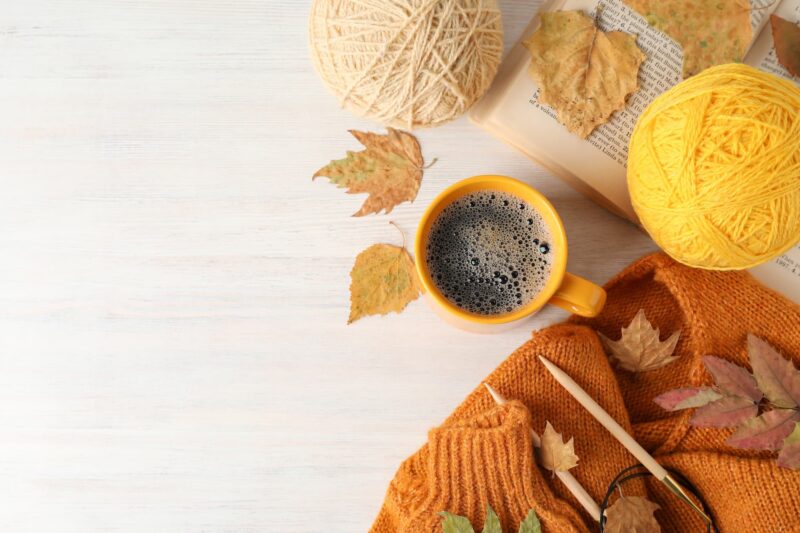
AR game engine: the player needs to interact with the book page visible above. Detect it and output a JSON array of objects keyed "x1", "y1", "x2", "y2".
[
  {"x1": 471, "y1": 0, "x2": 774, "y2": 221},
  {"x1": 751, "y1": 245, "x2": 800, "y2": 305}
]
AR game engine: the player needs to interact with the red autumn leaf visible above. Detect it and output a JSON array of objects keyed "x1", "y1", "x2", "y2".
[
  {"x1": 748, "y1": 334, "x2": 800, "y2": 409},
  {"x1": 770, "y1": 14, "x2": 800, "y2": 77},
  {"x1": 726, "y1": 409, "x2": 800, "y2": 451},
  {"x1": 777, "y1": 423, "x2": 800, "y2": 470},
  {"x1": 654, "y1": 387, "x2": 722, "y2": 411},
  {"x1": 702, "y1": 355, "x2": 762, "y2": 402},
  {"x1": 690, "y1": 396, "x2": 757, "y2": 428}
]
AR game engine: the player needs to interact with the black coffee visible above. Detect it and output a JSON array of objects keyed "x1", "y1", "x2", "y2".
[{"x1": 425, "y1": 190, "x2": 553, "y2": 315}]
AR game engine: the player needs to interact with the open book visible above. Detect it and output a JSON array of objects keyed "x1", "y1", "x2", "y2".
[{"x1": 470, "y1": 0, "x2": 800, "y2": 304}]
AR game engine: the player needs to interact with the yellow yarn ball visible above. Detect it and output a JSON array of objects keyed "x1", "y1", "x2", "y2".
[
  {"x1": 308, "y1": 0, "x2": 503, "y2": 129},
  {"x1": 628, "y1": 64, "x2": 800, "y2": 270}
]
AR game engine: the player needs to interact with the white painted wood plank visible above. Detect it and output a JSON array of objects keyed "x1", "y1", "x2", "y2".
[{"x1": 0, "y1": 1, "x2": 656, "y2": 531}]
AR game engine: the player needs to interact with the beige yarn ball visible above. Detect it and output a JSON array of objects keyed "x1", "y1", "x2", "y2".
[{"x1": 309, "y1": 0, "x2": 503, "y2": 129}]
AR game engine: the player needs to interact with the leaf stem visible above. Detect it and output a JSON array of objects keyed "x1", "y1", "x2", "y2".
[
  {"x1": 422, "y1": 157, "x2": 438, "y2": 170},
  {"x1": 389, "y1": 220, "x2": 407, "y2": 250}
]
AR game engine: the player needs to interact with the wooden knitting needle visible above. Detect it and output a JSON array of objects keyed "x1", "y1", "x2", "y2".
[
  {"x1": 538, "y1": 356, "x2": 711, "y2": 524},
  {"x1": 483, "y1": 383, "x2": 602, "y2": 521}
]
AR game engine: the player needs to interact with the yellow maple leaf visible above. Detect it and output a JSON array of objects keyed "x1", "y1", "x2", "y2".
[
  {"x1": 598, "y1": 309, "x2": 681, "y2": 372},
  {"x1": 348, "y1": 243, "x2": 421, "y2": 324},
  {"x1": 524, "y1": 10, "x2": 645, "y2": 139},
  {"x1": 539, "y1": 421, "x2": 579, "y2": 473},
  {"x1": 313, "y1": 128, "x2": 424, "y2": 217},
  {"x1": 625, "y1": 0, "x2": 752, "y2": 78},
  {"x1": 603, "y1": 496, "x2": 661, "y2": 533}
]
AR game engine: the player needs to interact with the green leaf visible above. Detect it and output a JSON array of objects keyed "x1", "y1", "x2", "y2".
[
  {"x1": 439, "y1": 512, "x2": 475, "y2": 533},
  {"x1": 518, "y1": 510, "x2": 542, "y2": 533},
  {"x1": 482, "y1": 506, "x2": 501, "y2": 533}
]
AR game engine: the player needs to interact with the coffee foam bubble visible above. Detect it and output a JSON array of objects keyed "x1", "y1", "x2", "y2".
[{"x1": 425, "y1": 190, "x2": 553, "y2": 315}]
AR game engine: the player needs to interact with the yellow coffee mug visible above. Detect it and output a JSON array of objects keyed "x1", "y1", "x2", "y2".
[{"x1": 415, "y1": 175, "x2": 606, "y2": 331}]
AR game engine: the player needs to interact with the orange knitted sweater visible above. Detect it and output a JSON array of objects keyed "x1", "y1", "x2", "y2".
[{"x1": 370, "y1": 253, "x2": 800, "y2": 532}]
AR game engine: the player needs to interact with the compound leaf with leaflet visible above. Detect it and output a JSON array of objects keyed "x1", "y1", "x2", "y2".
[
  {"x1": 440, "y1": 512, "x2": 475, "y2": 533},
  {"x1": 778, "y1": 423, "x2": 800, "y2": 470},
  {"x1": 748, "y1": 334, "x2": 800, "y2": 409},
  {"x1": 690, "y1": 396, "x2": 757, "y2": 428},
  {"x1": 482, "y1": 506, "x2": 501, "y2": 533},
  {"x1": 654, "y1": 387, "x2": 722, "y2": 411},
  {"x1": 726, "y1": 409, "x2": 800, "y2": 451},
  {"x1": 703, "y1": 355, "x2": 762, "y2": 403},
  {"x1": 518, "y1": 510, "x2": 542, "y2": 533},
  {"x1": 438, "y1": 507, "x2": 543, "y2": 533}
]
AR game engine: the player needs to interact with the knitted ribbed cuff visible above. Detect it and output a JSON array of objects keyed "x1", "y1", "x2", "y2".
[{"x1": 415, "y1": 402, "x2": 588, "y2": 533}]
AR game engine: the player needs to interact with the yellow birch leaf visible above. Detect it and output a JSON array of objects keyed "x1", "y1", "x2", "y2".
[
  {"x1": 598, "y1": 309, "x2": 681, "y2": 372},
  {"x1": 524, "y1": 10, "x2": 645, "y2": 138},
  {"x1": 604, "y1": 496, "x2": 661, "y2": 533},
  {"x1": 313, "y1": 128, "x2": 424, "y2": 217},
  {"x1": 348, "y1": 243, "x2": 421, "y2": 324},
  {"x1": 539, "y1": 421, "x2": 579, "y2": 472},
  {"x1": 624, "y1": 0, "x2": 752, "y2": 78}
]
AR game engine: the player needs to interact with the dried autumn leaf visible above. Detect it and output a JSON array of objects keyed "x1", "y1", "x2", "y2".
[
  {"x1": 777, "y1": 422, "x2": 800, "y2": 469},
  {"x1": 748, "y1": 334, "x2": 800, "y2": 409},
  {"x1": 540, "y1": 421, "x2": 579, "y2": 472},
  {"x1": 313, "y1": 128, "x2": 424, "y2": 216},
  {"x1": 524, "y1": 10, "x2": 645, "y2": 138},
  {"x1": 703, "y1": 355, "x2": 762, "y2": 402},
  {"x1": 438, "y1": 506, "x2": 542, "y2": 533},
  {"x1": 690, "y1": 395, "x2": 757, "y2": 428},
  {"x1": 439, "y1": 511, "x2": 475, "y2": 533},
  {"x1": 348, "y1": 243, "x2": 421, "y2": 324},
  {"x1": 598, "y1": 309, "x2": 681, "y2": 372},
  {"x1": 482, "y1": 506, "x2": 501, "y2": 533},
  {"x1": 726, "y1": 408, "x2": 800, "y2": 451},
  {"x1": 770, "y1": 15, "x2": 800, "y2": 77},
  {"x1": 624, "y1": 0, "x2": 752, "y2": 77},
  {"x1": 603, "y1": 496, "x2": 661, "y2": 533},
  {"x1": 518, "y1": 510, "x2": 542, "y2": 533},
  {"x1": 654, "y1": 387, "x2": 722, "y2": 411}
]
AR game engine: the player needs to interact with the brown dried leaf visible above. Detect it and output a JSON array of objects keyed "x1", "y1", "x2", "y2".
[
  {"x1": 313, "y1": 128, "x2": 424, "y2": 216},
  {"x1": 348, "y1": 243, "x2": 421, "y2": 324},
  {"x1": 689, "y1": 395, "x2": 758, "y2": 428},
  {"x1": 540, "y1": 421, "x2": 579, "y2": 472},
  {"x1": 726, "y1": 408, "x2": 800, "y2": 451},
  {"x1": 524, "y1": 10, "x2": 645, "y2": 138},
  {"x1": 604, "y1": 496, "x2": 661, "y2": 533},
  {"x1": 771, "y1": 15, "x2": 800, "y2": 77},
  {"x1": 654, "y1": 387, "x2": 722, "y2": 411},
  {"x1": 599, "y1": 309, "x2": 680, "y2": 372},
  {"x1": 778, "y1": 422, "x2": 800, "y2": 470},
  {"x1": 624, "y1": 0, "x2": 752, "y2": 77},
  {"x1": 748, "y1": 334, "x2": 800, "y2": 409}
]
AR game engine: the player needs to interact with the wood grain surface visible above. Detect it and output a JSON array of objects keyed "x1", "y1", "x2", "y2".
[{"x1": 0, "y1": 1, "x2": 656, "y2": 531}]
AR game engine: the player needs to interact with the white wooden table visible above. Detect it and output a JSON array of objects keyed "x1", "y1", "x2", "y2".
[{"x1": 0, "y1": 2, "x2": 656, "y2": 531}]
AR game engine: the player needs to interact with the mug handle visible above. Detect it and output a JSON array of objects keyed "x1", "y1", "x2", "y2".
[{"x1": 548, "y1": 272, "x2": 606, "y2": 317}]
